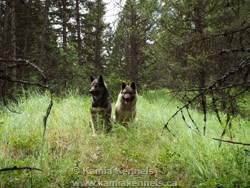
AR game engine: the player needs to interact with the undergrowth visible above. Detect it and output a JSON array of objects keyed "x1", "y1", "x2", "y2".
[{"x1": 0, "y1": 90, "x2": 249, "y2": 187}]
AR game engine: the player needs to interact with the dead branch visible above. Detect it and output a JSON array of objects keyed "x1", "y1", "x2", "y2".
[
  {"x1": 0, "y1": 58, "x2": 53, "y2": 138},
  {"x1": 0, "y1": 75, "x2": 49, "y2": 89},
  {"x1": 43, "y1": 90, "x2": 53, "y2": 138},
  {"x1": 0, "y1": 166, "x2": 42, "y2": 172},
  {"x1": 1, "y1": 79, "x2": 21, "y2": 114},
  {"x1": 211, "y1": 90, "x2": 222, "y2": 124},
  {"x1": 219, "y1": 114, "x2": 232, "y2": 147},
  {"x1": 162, "y1": 58, "x2": 250, "y2": 135},
  {"x1": 164, "y1": 80, "x2": 250, "y2": 94},
  {"x1": 212, "y1": 138, "x2": 250, "y2": 146},
  {"x1": 186, "y1": 105, "x2": 200, "y2": 132},
  {"x1": 180, "y1": 108, "x2": 192, "y2": 129},
  {"x1": 0, "y1": 58, "x2": 46, "y2": 81}
]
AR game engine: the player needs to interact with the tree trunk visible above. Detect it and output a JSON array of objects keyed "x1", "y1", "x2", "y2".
[
  {"x1": 62, "y1": 0, "x2": 67, "y2": 89},
  {"x1": 10, "y1": 0, "x2": 17, "y2": 88},
  {"x1": 194, "y1": 0, "x2": 207, "y2": 135},
  {"x1": 0, "y1": 0, "x2": 11, "y2": 91},
  {"x1": 76, "y1": 0, "x2": 82, "y2": 64},
  {"x1": 2, "y1": 0, "x2": 11, "y2": 59},
  {"x1": 40, "y1": 0, "x2": 50, "y2": 63},
  {"x1": 95, "y1": 0, "x2": 102, "y2": 74},
  {"x1": 62, "y1": 0, "x2": 67, "y2": 50},
  {"x1": 194, "y1": 0, "x2": 206, "y2": 111},
  {"x1": 130, "y1": 2, "x2": 138, "y2": 84}
]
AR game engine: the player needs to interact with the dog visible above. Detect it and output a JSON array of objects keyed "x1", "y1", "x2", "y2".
[
  {"x1": 89, "y1": 75, "x2": 112, "y2": 134},
  {"x1": 115, "y1": 82, "x2": 138, "y2": 125}
]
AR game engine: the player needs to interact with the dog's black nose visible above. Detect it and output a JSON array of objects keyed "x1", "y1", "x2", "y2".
[{"x1": 124, "y1": 95, "x2": 130, "y2": 101}]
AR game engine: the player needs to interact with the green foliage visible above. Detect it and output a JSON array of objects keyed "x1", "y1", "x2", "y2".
[
  {"x1": 54, "y1": 45, "x2": 88, "y2": 94},
  {"x1": 0, "y1": 90, "x2": 249, "y2": 187},
  {"x1": 110, "y1": 0, "x2": 159, "y2": 85},
  {"x1": 153, "y1": 0, "x2": 250, "y2": 89},
  {"x1": 237, "y1": 93, "x2": 250, "y2": 119}
]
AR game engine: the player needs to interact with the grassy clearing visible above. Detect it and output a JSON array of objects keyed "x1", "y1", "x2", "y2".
[{"x1": 0, "y1": 90, "x2": 249, "y2": 187}]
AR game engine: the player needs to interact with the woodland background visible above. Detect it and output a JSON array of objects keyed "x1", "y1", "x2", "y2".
[
  {"x1": 0, "y1": 0, "x2": 250, "y2": 187},
  {"x1": 0, "y1": 0, "x2": 249, "y2": 92},
  {"x1": 1, "y1": 0, "x2": 250, "y2": 124}
]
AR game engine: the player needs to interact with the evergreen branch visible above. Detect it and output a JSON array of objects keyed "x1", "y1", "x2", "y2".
[
  {"x1": 201, "y1": 24, "x2": 250, "y2": 42},
  {"x1": 220, "y1": 48, "x2": 250, "y2": 54}
]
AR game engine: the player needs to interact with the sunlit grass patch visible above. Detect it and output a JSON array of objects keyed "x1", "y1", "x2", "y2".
[{"x1": 0, "y1": 90, "x2": 249, "y2": 187}]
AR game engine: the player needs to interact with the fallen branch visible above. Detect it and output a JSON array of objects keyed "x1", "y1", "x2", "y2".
[
  {"x1": 212, "y1": 138, "x2": 250, "y2": 146},
  {"x1": 0, "y1": 166, "x2": 42, "y2": 172}
]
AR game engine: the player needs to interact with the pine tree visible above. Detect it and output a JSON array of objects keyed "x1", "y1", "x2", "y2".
[{"x1": 111, "y1": 0, "x2": 158, "y2": 86}]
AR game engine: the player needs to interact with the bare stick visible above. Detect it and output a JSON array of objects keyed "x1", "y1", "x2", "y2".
[
  {"x1": 43, "y1": 90, "x2": 53, "y2": 138},
  {"x1": 186, "y1": 105, "x2": 200, "y2": 132},
  {"x1": 163, "y1": 58, "x2": 250, "y2": 133},
  {"x1": 0, "y1": 166, "x2": 42, "y2": 172},
  {"x1": 0, "y1": 58, "x2": 53, "y2": 139},
  {"x1": 212, "y1": 138, "x2": 250, "y2": 146}
]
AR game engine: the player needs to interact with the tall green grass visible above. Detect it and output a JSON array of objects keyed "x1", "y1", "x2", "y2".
[{"x1": 0, "y1": 90, "x2": 249, "y2": 187}]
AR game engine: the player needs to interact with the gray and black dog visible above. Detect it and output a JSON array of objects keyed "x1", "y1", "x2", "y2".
[{"x1": 89, "y1": 75, "x2": 112, "y2": 134}]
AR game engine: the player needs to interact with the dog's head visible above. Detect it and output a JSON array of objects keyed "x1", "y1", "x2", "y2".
[
  {"x1": 89, "y1": 75, "x2": 106, "y2": 97},
  {"x1": 120, "y1": 82, "x2": 137, "y2": 106}
]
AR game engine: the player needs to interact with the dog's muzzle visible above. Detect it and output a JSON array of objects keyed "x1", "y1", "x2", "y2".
[
  {"x1": 124, "y1": 95, "x2": 131, "y2": 105},
  {"x1": 89, "y1": 86, "x2": 99, "y2": 94}
]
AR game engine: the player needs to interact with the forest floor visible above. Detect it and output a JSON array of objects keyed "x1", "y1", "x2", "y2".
[{"x1": 0, "y1": 90, "x2": 249, "y2": 187}]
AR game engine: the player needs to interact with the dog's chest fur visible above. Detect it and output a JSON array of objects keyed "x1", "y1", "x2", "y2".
[{"x1": 115, "y1": 96, "x2": 137, "y2": 123}]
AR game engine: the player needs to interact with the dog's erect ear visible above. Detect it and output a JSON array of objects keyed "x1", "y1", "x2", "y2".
[
  {"x1": 98, "y1": 75, "x2": 105, "y2": 85},
  {"x1": 121, "y1": 82, "x2": 126, "y2": 90},
  {"x1": 130, "y1": 82, "x2": 136, "y2": 91},
  {"x1": 90, "y1": 76, "x2": 94, "y2": 82}
]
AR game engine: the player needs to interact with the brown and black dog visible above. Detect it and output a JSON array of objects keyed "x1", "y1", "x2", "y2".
[
  {"x1": 89, "y1": 75, "x2": 112, "y2": 134},
  {"x1": 115, "y1": 82, "x2": 138, "y2": 125}
]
